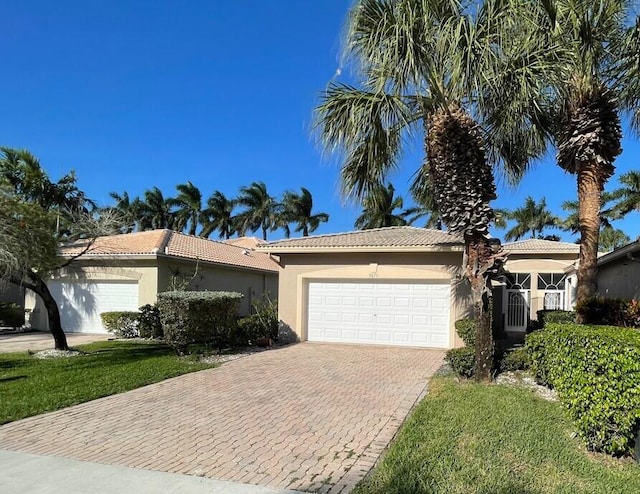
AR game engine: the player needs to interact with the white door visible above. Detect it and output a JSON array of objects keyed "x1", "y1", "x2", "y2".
[
  {"x1": 505, "y1": 289, "x2": 529, "y2": 332},
  {"x1": 48, "y1": 281, "x2": 139, "y2": 334},
  {"x1": 307, "y1": 281, "x2": 451, "y2": 348}
]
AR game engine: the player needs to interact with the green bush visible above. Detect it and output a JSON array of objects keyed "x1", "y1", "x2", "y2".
[
  {"x1": 100, "y1": 311, "x2": 139, "y2": 338},
  {"x1": 574, "y1": 297, "x2": 640, "y2": 327},
  {"x1": 526, "y1": 323, "x2": 640, "y2": 455},
  {"x1": 156, "y1": 291, "x2": 243, "y2": 354},
  {"x1": 445, "y1": 347, "x2": 475, "y2": 378},
  {"x1": 499, "y1": 346, "x2": 529, "y2": 371},
  {"x1": 236, "y1": 298, "x2": 278, "y2": 345},
  {"x1": 138, "y1": 304, "x2": 162, "y2": 339},
  {"x1": 0, "y1": 302, "x2": 24, "y2": 328},
  {"x1": 455, "y1": 318, "x2": 476, "y2": 347},
  {"x1": 536, "y1": 310, "x2": 575, "y2": 328}
]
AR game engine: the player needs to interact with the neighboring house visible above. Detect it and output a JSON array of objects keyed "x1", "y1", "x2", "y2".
[
  {"x1": 0, "y1": 284, "x2": 24, "y2": 308},
  {"x1": 27, "y1": 230, "x2": 280, "y2": 334},
  {"x1": 493, "y1": 239, "x2": 580, "y2": 333},
  {"x1": 259, "y1": 227, "x2": 470, "y2": 349},
  {"x1": 592, "y1": 240, "x2": 640, "y2": 299}
]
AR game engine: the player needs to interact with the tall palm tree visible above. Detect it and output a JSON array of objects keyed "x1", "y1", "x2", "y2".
[
  {"x1": 598, "y1": 225, "x2": 630, "y2": 252},
  {"x1": 280, "y1": 187, "x2": 329, "y2": 237},
  {"x1": 496, "y1": 0, "x2": 638, "y2": 306},
  {"x1": 609, "y1": 170, "x2": 640, "y2": 218},
  {"x1": 236, "y1": 181, "x2": 279, "y2": 241},
  {"x1": 315, "y1": 0, "x2": 545, "y2": 380},
  {"x1": 560, "y1": 192, "x2": 617, "y2": 234},
  {"x1": 501, "y1": 197, "x2": 560, "y2": 241},
  {"x1": 108, "y1": 191, "x2": 141, "y2": 233},
  {"x1": 200, "y1": 191, "x2": 237, "y2": 239},
  {"x1": 168, "y1": 181, "x2": 203, "y2": 236},
  {"x1": 142, "y1": 187, "x2": 174, "y2": 230},
  {"x1": 354, "y1": 183, "x2": 407, "y2": 230}
]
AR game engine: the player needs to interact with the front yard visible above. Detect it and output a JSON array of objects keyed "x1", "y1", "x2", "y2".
[
  {"x1": 0, "y1": 340, "x2": 217, "y2": 424},
  {"x1": 354, "y1": 374, "x2": 640, "y2": 494}
]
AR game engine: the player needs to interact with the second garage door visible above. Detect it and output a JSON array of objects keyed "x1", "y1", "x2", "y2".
[
  {"x1": 48, "y1": 281, "x2": 139, "y2": 334},
  {"x1": 307, "y1": 281, "x2": 450, "y2": 348}
]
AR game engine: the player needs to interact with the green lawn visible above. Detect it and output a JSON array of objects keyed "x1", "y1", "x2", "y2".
[
  {"x1": 354, "y1": 375, "x2": 640, "y2": 494},
  {"x1": 0, "y1": 340, "x2": 217, "y2": 424}
]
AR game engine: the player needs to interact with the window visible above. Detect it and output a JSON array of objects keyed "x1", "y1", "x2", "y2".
[
  {"x1": 543, "y1": 292, "x2": 563, "y2": 310},
  {"x1": 537, "y1": 273, "x2": 567, "y2": 290},
  {"x1": 504, "y1": 273, "x2": 531, "y2": 289}
]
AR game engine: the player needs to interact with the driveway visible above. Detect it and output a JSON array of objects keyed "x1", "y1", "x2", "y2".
[
  {"x1": 0, "y1": 343, "x2": 444, "y2": 493},
  {"x1": 0, "y1": 331, "x2": 111, "y2": 353}
]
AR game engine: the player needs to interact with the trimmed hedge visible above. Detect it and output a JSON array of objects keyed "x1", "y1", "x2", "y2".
[
  {"x1": 499, "y1": 346, "x2": 529, "y2": 372},
  {"x1": 575, "y1": 297, "x2": 640, "y2": 327},
  {"x1": 454, "y1": 318, "x2": 476, "y2": 347},
  {"x1": 536, "y1": 310, "x2": 575, "y2": 328},
  {"x1": 138, "y1": 304, "x2": 163, "y2": 339},
  {"x1": 100, "y1": 311, "x2": 139, "y2": 338},
  {"x1": 446, "y1": 347, "x2": 475, "y2": 378},
  {"x1": 526, "y1": 323, "x2": 640, "y2": 456},
  {"x1": 156, "y1": 291, "x2": 243, "y2": 354},
  {"x1": 237, "y1": 299, "x2": 278, "y2": 345}
]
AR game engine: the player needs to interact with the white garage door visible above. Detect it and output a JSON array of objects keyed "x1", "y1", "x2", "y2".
[
  {"x1": 48, "y1": 281, "x2": 139, "y2": 334},
  {"x1": 308, "y1": 281, "x2": 450, "y2": 348}
]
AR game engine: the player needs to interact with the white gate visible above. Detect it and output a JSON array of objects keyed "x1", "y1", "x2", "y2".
[
  {"x1": 505, "y1": 289, "x2": 529, "y2": 332},
  {"x1": 543, "y1": 290, "x2": 565, "y2": 311}
]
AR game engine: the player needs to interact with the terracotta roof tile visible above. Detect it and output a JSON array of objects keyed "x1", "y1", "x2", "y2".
[
  {"x1": 258, "y1": 227, "x2": 464, "y2": 251},
  {"x1": 503, "y1": 238, "x2": 580, "y2": 253},
  {"x1": 222, "y1": 237, "x2": 266, "y2": 249},
  {"x1": 60, "y1": 230, "x2": 280, "y2": 273}
]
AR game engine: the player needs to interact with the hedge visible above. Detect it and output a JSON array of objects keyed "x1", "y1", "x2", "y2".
[
  {"x1": 574, "y1": 297, "x2": 640, "y2": 327},
  {"x1": 536, "y1": 310, "x2": 575, "y2": 328},
  {"x1": 445, "y1": 318, "x2": 477, "y2": 377},
  {"x1": 156, "y1": 291, "x2": 243, "y2": 354},
  {"x1": 526, "y1": 323, "x2": 640, "y2": 456},
  {"x1": 138, "y1": 304, "x2": 163, "y2": 339},
  {"x1": 100, "y1": 311, "x2": 139, "y2": 338}
]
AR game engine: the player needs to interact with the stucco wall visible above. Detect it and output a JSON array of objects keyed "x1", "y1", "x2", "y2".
[
  {"x1": 597, "y1": 259, "x2": 640, "y2": 299},
  {"x1": 276, "y1": 251, "x2": 470, "y2": 348},
  {"x1": 495, "y1": 253, "x2": 578, "y2": 329},
  {"x1": 157, "y1": 258, "x2": 279, "y2": 316}
]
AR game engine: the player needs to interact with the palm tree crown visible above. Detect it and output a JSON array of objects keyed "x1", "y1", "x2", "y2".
[
  {"x1": 280, "y1": 187, "x2": 329, "y2": 237},
  {"x1": 354, "y1": 183, "x2": 407, "y2": 230},
  {"x1": 169, "y1": 181, "x2": 203, "y2": 236},
  {"x1": 501, "y1": 197, "x2": 560, "y2": 241},
  {"x1": 200, "y1": 191, "x2": 237, "y2": 239},
  {"x1": 235, "y1": 181, "x2": 279, "y2": 240}
]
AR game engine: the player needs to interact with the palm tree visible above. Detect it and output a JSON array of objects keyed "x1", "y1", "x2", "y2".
[
  {"x1": 609, "y1": 171, "x2": 640, "y2": 219},
  {"x1": 280, "y1": 187, "x2": 329, "y2": 237},
  {"x1": 405, "y1": 178, "x2": 443, "y2": 229},
  {"x1": 599, "y1": 226, "x2": 630, "y2": 252},
  {"x1": 501, "y1": 197, "x2": 560, "y2": 241},
  {"x1": 495, "y1": 0, "x2": 639, "y2": 307},
  {"x1": 108, "y1": 191, "x2": 142, "y2": 233},
  {"x1": 168, "y1": 181, "x2": 203, "y2": 236},
  {"x1": 200, "y1": 191, "x2": 237, "y2": 239},
  {"x1": 142, "y1": 187, "x2": 174, "y2": 230},
  {"x1": 236, "y1": 181, "x2": 279, "y2": 241},
  {"x1": 560, "y1": 192, "x2": 617, "y2": 234},
  {"x1": 354, "y1": 183, "x2": 407, "y2": 230},
  {"x1": 315, "y1": 0, "x2": 544, "y2": 380}
]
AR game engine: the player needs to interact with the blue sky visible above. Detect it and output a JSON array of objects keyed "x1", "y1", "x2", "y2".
[{"x1": 2, "y1": 1, "x2": 639, "y2": 242}]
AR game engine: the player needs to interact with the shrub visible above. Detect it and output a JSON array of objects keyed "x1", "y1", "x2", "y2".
[
  {"x1": 499, "y1": 346, "x2": 529, "y2": 371},
  {"x1": 0, "y1": 302, "x2": 24, "y2": 328},
  {"x1": 445, "y1": 347, "x2": 475, "y2": 378},
  {"x1": 156, "y1": 291, "x2": 243, "y2": 354},
  {"x1": 236, "y1": 298, "x2": 278, "y2": 345},
  {"x1": 526, "y1": 323, "x2": 640, "y2": 455},
  {"x1": 100, "y1": 311, "x2": 139, "y2": 338},
  {"x1": 138, "y1": 304, "x2": 163, "y2": 339},
  {"x1": 574, "y1": 297, "x2": 640, "y2": 327},
  {"x1": 536, "y1": 310, "x2": 575, "y2": 328},
  {"x1": 455, "y1": 318, "x2": 476, "y2": 347}
]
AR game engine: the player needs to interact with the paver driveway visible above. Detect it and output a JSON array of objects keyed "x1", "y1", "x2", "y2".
[{"x1": 0, "y1": 343, "x2": 444, "y2": 493}]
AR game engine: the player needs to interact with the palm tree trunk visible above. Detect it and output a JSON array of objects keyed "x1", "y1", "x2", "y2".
[
  {"x1": 18, "y1": 274, "x2": 69, "y2": 350},
  {"x1": 303, "y1": 225, "x2": 309, "y2": 237},
  {"x1": 576, "y1": 162, "x2": 602, "y2": 316},
  {"x1": 465, "y1": 234, "x2": 494, "y2": 382},
  {"x1": 262, "y1": 226, "x2": 267, "y2": 241}
]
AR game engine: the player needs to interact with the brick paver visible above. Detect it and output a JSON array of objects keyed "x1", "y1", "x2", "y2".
[{"x1": 0, "y1": 343, "x2": 444, "y2": 493}]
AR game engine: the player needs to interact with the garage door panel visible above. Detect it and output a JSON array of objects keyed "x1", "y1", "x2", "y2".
[
  {"x1": 308, "y1": 281, "x2": 450, "y2": 348},
  {"x1": 48, "y1": 281, "x2": 139, "y2": 334}
]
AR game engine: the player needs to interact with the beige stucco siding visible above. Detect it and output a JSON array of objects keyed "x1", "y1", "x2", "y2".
[
  {"x1": 597, "y1": 260, "x2": 640, "y2": 299},
  {"x1": 157, "y1": 258, "x2": 279, "y2": 315},
  {"x1": 276, "y1": 251, "x2": 470, "y2": 348}
]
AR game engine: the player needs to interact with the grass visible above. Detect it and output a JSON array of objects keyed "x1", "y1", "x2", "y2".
[
  {"x1": 0, "y1": 340, "x2": 217, "y2": 424},
  {"x1": 354, "y1": 374, "x2": 640, "y2": 494}
]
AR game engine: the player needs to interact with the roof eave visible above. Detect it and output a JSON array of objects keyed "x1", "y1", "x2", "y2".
[{"x1": 257, "y1": 245, "x2": 464, "y2": 254}]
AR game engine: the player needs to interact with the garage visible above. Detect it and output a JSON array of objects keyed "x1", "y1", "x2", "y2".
[
  {"x1": 48, "y1": 281, "x2": 139, "y2": 333},
  {"x1": 307, "y1": 281, "x2": 451, "y2": 348}
]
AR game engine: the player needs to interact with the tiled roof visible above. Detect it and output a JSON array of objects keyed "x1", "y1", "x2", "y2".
[
  {"x1": 223, "y1": 237, "x2": 266, "y2": 249},
  {"x1": 60, "y1": 230, "x2": 281, "y2": 273},
  {"x1": 258, "y1": 227, "x2": 464, "y2": 252},
  {"x1": 503, "y1": 238, "x2": 580, "y2": 253}
]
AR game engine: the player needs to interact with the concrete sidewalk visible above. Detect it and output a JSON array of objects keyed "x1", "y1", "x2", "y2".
[
  {"x1": 0, "y1": 332, "x2": 110, "y2": 353},
  {"x1": 0, "y1": 450, "x2": 299, "y2": 494}
]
